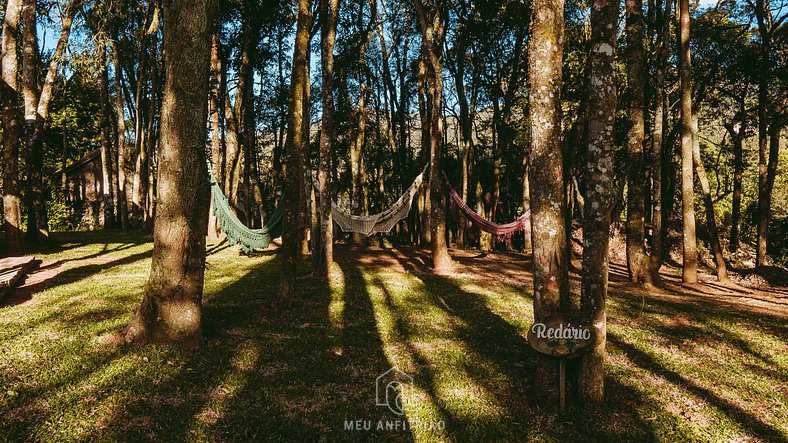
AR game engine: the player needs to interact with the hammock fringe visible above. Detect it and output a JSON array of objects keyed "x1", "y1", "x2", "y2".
[{"x1": 209, "y1": 168, "x2": 282, "y2": 253}]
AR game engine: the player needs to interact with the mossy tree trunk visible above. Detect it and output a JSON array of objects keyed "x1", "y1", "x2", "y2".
[
  {"x1": 579, "y1": 0, "x2": 618, "y2": 404},
  {"x1": 119, "y1": 0, "x2": 215, "y2": 347},
  {"x1": 527, "y1": 0, "x2": 569, "y2": 404},
  {"x1": 650, "y1": 0, "x2": 672, "y2": 277},
  {"x1": 625, "y1": 0, "x2": 650, "y2": 284},
  {"x1": 2, "y1": 0, "x2": 24, "y2": 256}
]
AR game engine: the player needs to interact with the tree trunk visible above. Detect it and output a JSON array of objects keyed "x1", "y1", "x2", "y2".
[
  {"x1": 207, "y1": 30, "x2": 223, "y2": 240},
  {"x1": 579, "y1": 0, "x2": 618, "y2": 403},
  {"x1": 625, "y1": 0, "x2": 650, "y2": 284},
  {"x1": 119, "y1": 0, "x2": 215, "y2": 347},
  {"x1": 678, "y1": 0, "x2": 698, "y2": 283},
  {"x1": 2, "y1": 0, "x2": 24, "y2": 255},
  {"x1": 754, "y1": 0, "x2": 771, "y2": 267},
  {"x1": 100, "y1": 53, "x2": 116, "y2": 228},
  {"x1": 279, "y1": 0, "x2": 312, "y2": 305},
  {"x1": 725, "y1": 92, "x2": 746, "y2": 253},
  {"x1": 300, "y1": 41, "x2": 312, "y2": 257},
  {"x1": 413, "y1": 0, "x2": 452, "y2": 270},
  {"x1": 318, "y1": 0, "x2": 339, "y2": 278},
  {"x1": 650, "y1": 0, "x2": 671, "y2": 276},
  {"x1": 691, "y1": 114, "x2": 729, "y2": 282},
  {"x1": 22, "y1": 0, "x2": 45, "y2": 242},
  {"x1": 112, "y1": 42, "x2": 129, "y2": 229},
  {"x1": 528, "y1": 0, "x2": 569, "y2": 404}
]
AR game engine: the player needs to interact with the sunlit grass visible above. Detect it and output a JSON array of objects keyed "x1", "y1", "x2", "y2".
[{"x1": 0, "y1": 231, "x2": 786, "y2": 442}]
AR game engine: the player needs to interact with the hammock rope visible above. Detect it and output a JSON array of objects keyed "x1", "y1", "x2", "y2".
[
  {"x1": 209, "y1": 167, "x2": 283, "y2": 253},
  {"x1": 446, "y1": 180, "x2": 530, "y2": 243},
  {"x1": 317, "y1": 164, "x2": 428, "y2": 237}
]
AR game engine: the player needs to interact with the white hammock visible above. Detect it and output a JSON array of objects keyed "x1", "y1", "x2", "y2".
[{"x1": 317, "y1": 165, "x2": 427, "y2": 237}]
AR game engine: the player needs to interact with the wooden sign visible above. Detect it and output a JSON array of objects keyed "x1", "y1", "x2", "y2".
[{"x1": 527, "y1": 318, "x2": 594, "y2": 357}]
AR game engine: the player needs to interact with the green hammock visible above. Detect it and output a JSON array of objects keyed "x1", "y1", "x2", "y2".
[{"x1": 209, "y1": 168, "x2": 283, "y2": 253}]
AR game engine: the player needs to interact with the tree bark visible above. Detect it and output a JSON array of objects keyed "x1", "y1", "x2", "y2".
[
  {"x1": 650, "y1": 0, "x2": 671, "y2": 276},
  {"x1": 413, "y1": 0, "x2": 452, "y2": 270},
  {"x1": 678, "y1": 0, "x2": 698, "y2": 283},
  {"x1": 207, "y1": 29, "x2": 222, "y2": 240},
  {"x1": 318, "y1": 0, "x2": 339, "y2": 278},
  {"x1": 2, "y1": 0, "x2": 24, "y2": 255},
  {"x1": 691, "y1": 114, "x2": 729, "y2": 282},
  {"x1": 112, "y1": 42, "x2": 129, "y2": 229},
  {"x1": 725, "y1": 91, "x2": 746, "y2": 253},
  {"x1": 528, "y1": 0, "x2": 569, "y2": 403},
  {"x1": 119, "y1": 0, "x2": 215, "y2": 347},
  {"x1": 22, "y1": 0, "x2": 44, "y2": 242},
  {"x1": 754, "y1": 0, "x2": 773, "y2": 267},
  {"x1": 625, "y1": 0, "x2": 650, "y2": 284},
  {"x1": 579, "y1": 0, "x2": 618, "y2": 404},
  {"x1": 100, "y1": 52, "x2": 116, "y2": 228},
  {"x1": 279, "y1": 0, "x2": 312, "y2": 305}
]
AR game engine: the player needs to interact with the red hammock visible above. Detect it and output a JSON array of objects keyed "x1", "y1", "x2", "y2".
[{"x1": 447, "y1": 184, "x2": 531, "y2": 243}]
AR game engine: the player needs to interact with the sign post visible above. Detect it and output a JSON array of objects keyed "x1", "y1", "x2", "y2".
[{"x1": 527, "y1": 317, "x2": 594, "y2": 410}]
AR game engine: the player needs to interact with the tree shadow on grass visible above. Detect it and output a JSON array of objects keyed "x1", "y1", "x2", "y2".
[
  {"x1": 608, "y1": 334, "x2": 787, "y2": 441},
  {"x1": 99, "y1": 255, "x2": 411, "y2": 442}
]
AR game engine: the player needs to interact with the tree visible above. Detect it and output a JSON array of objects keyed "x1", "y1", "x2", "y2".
[
  {"x1": 692, "y1": 114, "x2": 729, "y2": 282},
  {"x1": 752, "y1": 0, "x2": 781, "y2": 267},
  {"x1": 625, "y1": 0, "x2": 650, "y2": 284},
  {"x1": 650, "y1": 0, "x2": 672, "y2": 277},
  {"x1": 527, "y1": 0, "x2": 569, "y2": 402},
  {"x1": 21, "y1": 0, "x2": 80, "y2": 242},
  {"x1": 678, "y1": 0, "x2": 698, "y2": 284},
  {"x1": 2, "y1": 0, "x2": 24, "y2": 255},
  {"x1": 117, "y1": 0, "x2": 216, "y2": 346},
  {"x1": 412, "y1": 0, "x2": 452, "y2": 271},
  {"x1": 279, "y1": 0, "x2": 312, "y2": 305},
  {"x1": 579, "y1": 0, "x2": 618, "y2": 403},
  {"x1": 318, "y1": 0, "x2": 340, "y2": 278}
]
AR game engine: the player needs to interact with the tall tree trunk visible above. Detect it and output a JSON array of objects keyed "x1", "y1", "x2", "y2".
[
  {"x1": 416, "y1": 56, "x2": 431, "y2": 245},
  {"x1": 650, "y1": 0, "x2": 671, "y2": 276},
  {"x1": 113, "y1": 42, "x2": 129, "y2": 229},
  {"x1": 625, "y1": 0, "x2": 649, "y2": 284},
  {"x1": 678, "y1": 0, "x2": 698, "y2": 283},
  {"x1": 118, "y1": 0, "x2": 215, "y2": 347},
  {"x1": 100, "y1": 52, "x2": 116, "y2": 228},
  {"x1": 413, "y1": 0, "x2": 452, "y2": 270},
  {"x1": 692, "y1": 114, "x2": 729, "y2": 282},
  {"x1": 222, "y1": 68, "x2": 241, "y2": 209},
  {"x1": 300, "y1": 40, "x2": 312, "y2": 257},
  {"x1": 21, "y1": 0, "x2": 78, "y2": 242},
  {"x1": 579, "y1": 0, "x2": 618, "y2": 403},
  {"x1": 318, "y1": 0, "x2": 339, "y2": 278},
  {"x1": 132, "y1": 30, "x2": 149, "y2": 223},
  {"x1": 2, "y1": 0, "x2": 24, "y2": 255},
  {"x1": 528, "y1": 0, "x2": 569, "y2": 403},
  {"x1": 142, "y1": 35, "x2": 159, "y2": 230},
  {"x1": 22, "y1": 0, "x2": 45, "y2": 242},
  {"x1": 207, "y1": 29, "x2": 222, "y2": 240},
  {"x1": 725, "y1": 92, "x2": 746, "y2": 253},
  {"x1": 279, "y1": 0, "x2": 312, "y2": 305},
  {"x1": 349, "y1": 82, "x2": 367, "y2": 246},
  {"x1": 754, "y1": 0, "x2": 773, "y2": 267}
]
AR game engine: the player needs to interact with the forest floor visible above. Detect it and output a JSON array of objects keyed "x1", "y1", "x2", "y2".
[{"x1": 0, "y1": 231, "x2": 786, "y2": 442}]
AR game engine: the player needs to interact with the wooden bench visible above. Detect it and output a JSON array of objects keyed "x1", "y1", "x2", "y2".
[{"x1": 0, "y1": 256, "x2": 38, "y2": 302}]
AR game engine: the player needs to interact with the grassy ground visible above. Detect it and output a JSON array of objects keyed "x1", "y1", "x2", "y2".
[{"x1": 0, "y1": 231, "x2": 786, "y2": 442}]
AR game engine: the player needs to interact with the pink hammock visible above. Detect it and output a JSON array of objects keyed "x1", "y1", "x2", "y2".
[{"x1": 447, "y1": 184, "x2": 531, "y2": 243}]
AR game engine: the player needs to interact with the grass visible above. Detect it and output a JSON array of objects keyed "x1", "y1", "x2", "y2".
[{"x1": 0, "y1": 231, "x2": 786, "y2": 442}]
